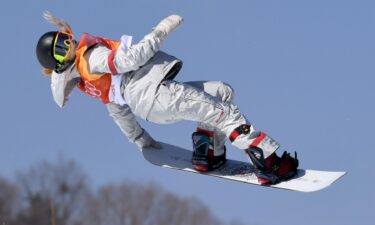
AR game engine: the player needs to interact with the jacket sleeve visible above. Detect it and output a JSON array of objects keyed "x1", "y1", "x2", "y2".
[
  {"x1": 107, "y1": 102, "x2": 153, "y2": 148},
  {"x1": 87, "y1": 31, "x2": 164, "y2": 74},
  {"x1": 113, "y1": 32, "x2": 163, "y2": 73},
  {"x1": 87, "y1": 15, "x2": 183, "y2": 75},
  {"x1": 51, "y1": 65, "x2": 81, "y2": 108}
]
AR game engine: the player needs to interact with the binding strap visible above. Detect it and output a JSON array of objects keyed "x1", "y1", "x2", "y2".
[
  {"x1": 250, "y1": 132, "x2": 266, "y2": 148},
  {"x1": 229, "y1": 124, "x2": 251, "y2": 142}
]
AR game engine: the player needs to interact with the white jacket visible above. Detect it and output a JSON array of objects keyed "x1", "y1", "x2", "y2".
[{"x1": 50, "y1": 15, "x2": 183, "y2": 147}]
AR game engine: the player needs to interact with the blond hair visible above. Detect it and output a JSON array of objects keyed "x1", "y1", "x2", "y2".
[{"x1": 41, "y1": 11, "x2": 76, "y2": 75}]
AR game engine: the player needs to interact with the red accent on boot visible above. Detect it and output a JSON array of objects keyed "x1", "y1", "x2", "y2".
[
  {"x1": 193, "y1": 164, "x2": 209, "y2": 172},
  {"x1": 257, "y1": 177, "x2": 273, "y2": 185},
  {"x1": 196, "y1": 128, "x2": 214, "y2": 137}
]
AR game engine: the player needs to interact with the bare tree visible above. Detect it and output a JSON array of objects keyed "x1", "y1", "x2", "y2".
[
  {"x1": 0, "y1": 176, "x2": 18, "y2": 225},
  {"x1": 15, "y1": 157, "x2": 89, "y2": 225},
  {"x1": 2, "y1": 158, "x2": 247, "y2": 225},
  {"x1": 80, "y1": 181, "x2": 221, "y2": 225}
]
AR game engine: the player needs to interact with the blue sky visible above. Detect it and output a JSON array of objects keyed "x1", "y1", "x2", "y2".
[{"x1": 1, "y1": 0, "x2": 374, "y2": 224}]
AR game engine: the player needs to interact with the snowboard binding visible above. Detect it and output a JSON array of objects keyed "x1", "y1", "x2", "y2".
[
  {"x1": 246, "y1": 147, "x2": 299, "y2": 185},
  {"x1": 192, "y1": 132, "x2": 226, "y2": 172}
]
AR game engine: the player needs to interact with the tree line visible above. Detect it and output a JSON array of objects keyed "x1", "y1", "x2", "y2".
[{"x1": 0, "y1": 158, "x2": 244, "y2": 225}]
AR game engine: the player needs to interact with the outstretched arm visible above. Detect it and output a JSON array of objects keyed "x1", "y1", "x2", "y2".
[
  {"x1": 88, "y1": 15, "x2": 183, "y2": 74},
  {"x1": 107, "y1": 102, "x2": 161, "y2": 149}
]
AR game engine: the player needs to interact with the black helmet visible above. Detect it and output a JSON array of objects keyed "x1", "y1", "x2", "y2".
[{"x1": 36, "y1": 31, "x2": 75, "y2": 73}]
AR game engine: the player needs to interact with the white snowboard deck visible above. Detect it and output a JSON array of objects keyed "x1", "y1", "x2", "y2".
[{"x1": 142, "y1": 142, "x2": 346, "y2": 192}]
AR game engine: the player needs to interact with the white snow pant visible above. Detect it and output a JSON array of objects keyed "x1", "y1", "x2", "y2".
[{"x1": 146, "y1": 80, "x2": 280, "y2": 158}]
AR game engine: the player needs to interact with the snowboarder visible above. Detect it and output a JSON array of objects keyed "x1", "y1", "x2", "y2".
[{"x1": 36, "y1": 12, "x2": 298, "y2": 184}]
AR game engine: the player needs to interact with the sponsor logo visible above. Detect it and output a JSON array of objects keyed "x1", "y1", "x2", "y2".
[{"x1": 84, "y1": 81, "x2": 102, "y2": 97}]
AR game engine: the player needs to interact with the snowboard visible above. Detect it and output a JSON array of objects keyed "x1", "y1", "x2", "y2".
[{"x1": 142, "y1": 142, "x2": 346, "y2": 192}]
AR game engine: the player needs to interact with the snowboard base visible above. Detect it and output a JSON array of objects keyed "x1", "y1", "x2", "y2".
[{"x1": 142, "y1": 142, "x2": 346, "y2": 192}]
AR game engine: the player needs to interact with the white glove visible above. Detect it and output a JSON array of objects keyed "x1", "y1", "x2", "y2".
[
  {"x1": 135, "y1": 129, "x2": 162, "y2": 150},
  {"x1": 153, "y1": 15, "x2": 183, "y2": 40}
]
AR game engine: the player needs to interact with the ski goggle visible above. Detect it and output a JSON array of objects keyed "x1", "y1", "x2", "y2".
[{"x1": 53, "y1": 32, "x2": 73, "y2": 64}]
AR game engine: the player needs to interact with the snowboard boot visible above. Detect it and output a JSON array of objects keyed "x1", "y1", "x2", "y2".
[
  {"x1": 192, "y1": 132, "x2": 226, "y2": 172},
  {"x1": 245, "y1": 147, "x2": 299, "y2": 185}
]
